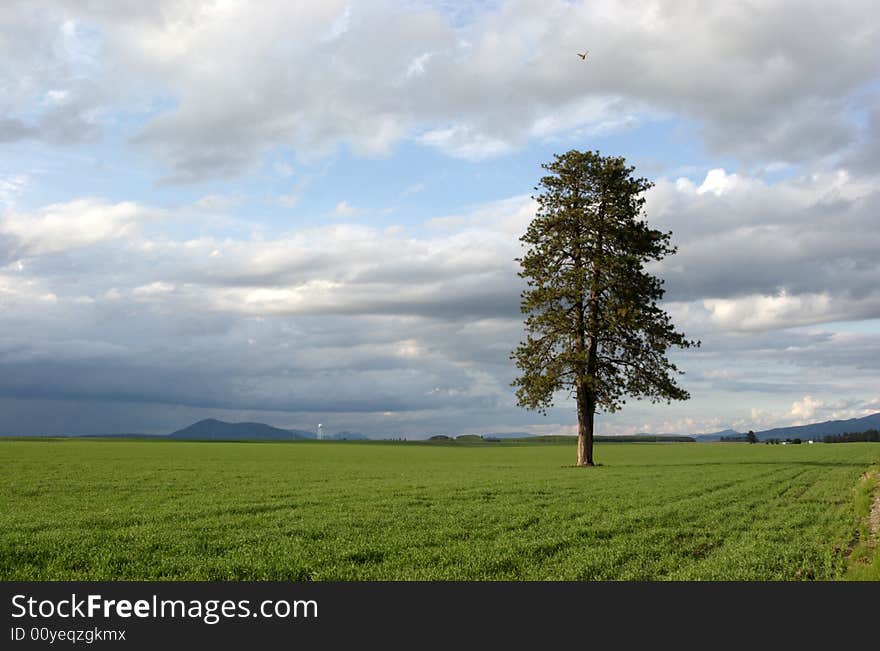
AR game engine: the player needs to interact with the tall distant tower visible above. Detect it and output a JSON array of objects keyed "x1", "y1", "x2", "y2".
[{"x1": 317, "y1": 423, "x2": 323, "y2": 441}]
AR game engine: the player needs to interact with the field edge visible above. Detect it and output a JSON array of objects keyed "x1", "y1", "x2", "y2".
[{"x1": 845, "y1": 463, "x2": 880, "y2": 580}]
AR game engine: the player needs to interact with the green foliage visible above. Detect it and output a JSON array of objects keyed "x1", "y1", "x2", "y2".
[
  {"x1": 1, "y1": 439, "x2": 878, "y2": 580},
  {"x1": 824, "y1": 429, "x2": 880, "y2": 443},
  {"x1": 512, "y1": 150, "x2": 697, "y2": 416}
]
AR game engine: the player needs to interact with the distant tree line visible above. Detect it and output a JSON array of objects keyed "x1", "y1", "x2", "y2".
[
  {"x1": 719, "y1": 430, "x2": 759, "y2": 443},
  {"x1": 596, "y1": 435, "x2": 695, "y2": 443},
  {"x1": 721, "y1": 430, "x2": 759, "y2": 443},
  {"x1": 822, "y1": 429, "x2": 880, "y2": 443},
  {"x1": 721, "y1": 435, "x2": 805, "y2": 444}
]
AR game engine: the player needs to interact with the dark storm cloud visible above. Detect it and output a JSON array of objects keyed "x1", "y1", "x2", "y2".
[
  {"x1": 0, "y1": 349, "x2": 499, "y2": 415},
  {"x1": 0, "y1": 325, "x2": 511, "y2": 435}
]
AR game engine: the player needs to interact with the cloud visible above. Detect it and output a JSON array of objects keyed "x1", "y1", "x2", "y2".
[
  {"x1": 401, "y1": 182, "x2": 425, "y2": 196},
  {"x1": 0, "y1": 116, "x2": 36, "y2": 142},
  {"x1": 192, "y1": 194, "x2": 238, "y2": 211},
  {"x1": 277, "y1": 195, "x2": 300, "y2": 208},
  {"x1": 0, "y1": 174, "x2": 29, "y2": 208},
  {"x1": 0, "y1": 4, "x2": 107, "y2": 144},
  {"x1": 699, "y1": 291, "x2": 880, "y2": 333},
  {"x1": 334, "y1": 201, "x2": 361, "y2": 217},
  {"x1": 789, "y1": 395, "x2": 822, "y2": 422},
  {"x1": 416, "y1": 125, "x2": 515, "y2": 160},
  {"x1": 0, "y1": 198, "x2": 158, "y2": 260},
  {"x1": 696, "y1": 169, "x2": 743, "y2": 196},
  {"x1": 0, "y1": 194, "x2": 531, "y2": 431},
  {"x1": 2, "y1": 163, "x2": 880, "y2": 435},
  {"x1": 843, "y1": 97, "x2": 880, "y2": 175},
  {"x1": 4, "y1": 1, "x2": 878, "y2": 179},
  {"x1": 648, "y1": 167, "x2": 880, "y2": 330},
  {"x1": 274, "y1": 161, "x2": 294, "y2": 177}
]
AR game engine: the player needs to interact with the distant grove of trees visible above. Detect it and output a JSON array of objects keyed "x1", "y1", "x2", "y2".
[
  {"x1": 720, "y1": 432, "x2": 760, "y2": 443},
  {"x1": 822, "y1": 429, "x2": 880, "y2": 443},
  {"x1": 720, "y1": 429, "x2": 880, "y2": 444}
]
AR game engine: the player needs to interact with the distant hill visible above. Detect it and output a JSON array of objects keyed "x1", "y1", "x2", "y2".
[
  {"x1": 166, "y1": 419, "x2": 374, "y2": 441},
  {"x1": 755, "y1": 413, "x2": 880, "y2": 441},
  {"x1": 169, "y1": 419, "x2": 315, "y2": 441},
  {"x1": 692, "y1": 413, "x2": 880, "y2": 442}
]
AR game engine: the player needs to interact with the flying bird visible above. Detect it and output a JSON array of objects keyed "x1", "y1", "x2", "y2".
[{"x1": 577, "y1": 50, "x2": 589, "y2": 60}]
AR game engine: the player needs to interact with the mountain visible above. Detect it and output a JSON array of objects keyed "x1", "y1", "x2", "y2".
[
  {"x1": 169, "y1": 419, "x2": 315, "y2": 441},
  {"x1": 166, "y1": 419, "x2": 374, "y2": 441},
  {"x1": 755, "y1": 412, "x2": 880, "y2": 441},
  {"x1": 690, "y1": 413, "x2": 880, "y2": 442}
]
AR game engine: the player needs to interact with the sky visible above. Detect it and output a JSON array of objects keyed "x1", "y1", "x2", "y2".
[{"x1": 1, "y1": 0, "x2": 879, "y2": 438}]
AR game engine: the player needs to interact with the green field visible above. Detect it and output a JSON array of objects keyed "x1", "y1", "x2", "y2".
[{"x1": 1, "y1": 439, "x2": 878, "y2": 580}]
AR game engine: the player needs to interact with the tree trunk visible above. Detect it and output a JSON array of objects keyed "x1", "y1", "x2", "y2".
[
  {"x1": 576, "y1": 387, "x2": 595, "y2": 466},
  {"x1": 576, "y1": 196, "x2": 602, "y2": 467}
]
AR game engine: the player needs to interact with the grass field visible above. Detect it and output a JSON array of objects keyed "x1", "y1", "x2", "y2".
[{"x1": 1, "y1": 439, "x2": 878, "y2": 580}]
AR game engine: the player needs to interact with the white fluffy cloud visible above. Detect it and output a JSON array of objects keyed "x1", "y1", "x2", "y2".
[
  {"x1": 0, "y1": 174, "x2": 29, "y2": 208},
  {"x1": 789, "y1": 395, "x2": 822, "y2": 422},
  {"x1": 3, "y1": 1, "x2": 878, "y2": 179},
  {"x1": 1, "y1": 199, "x2": 157, "y2": 258},
  {"x1": 648, "y1": 167, "x2": 880, "y2": 331}
]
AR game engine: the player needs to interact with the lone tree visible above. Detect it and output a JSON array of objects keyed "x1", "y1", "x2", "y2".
[{"x1": 512, "y1": 150, "x2": 698, "y2": 466}]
